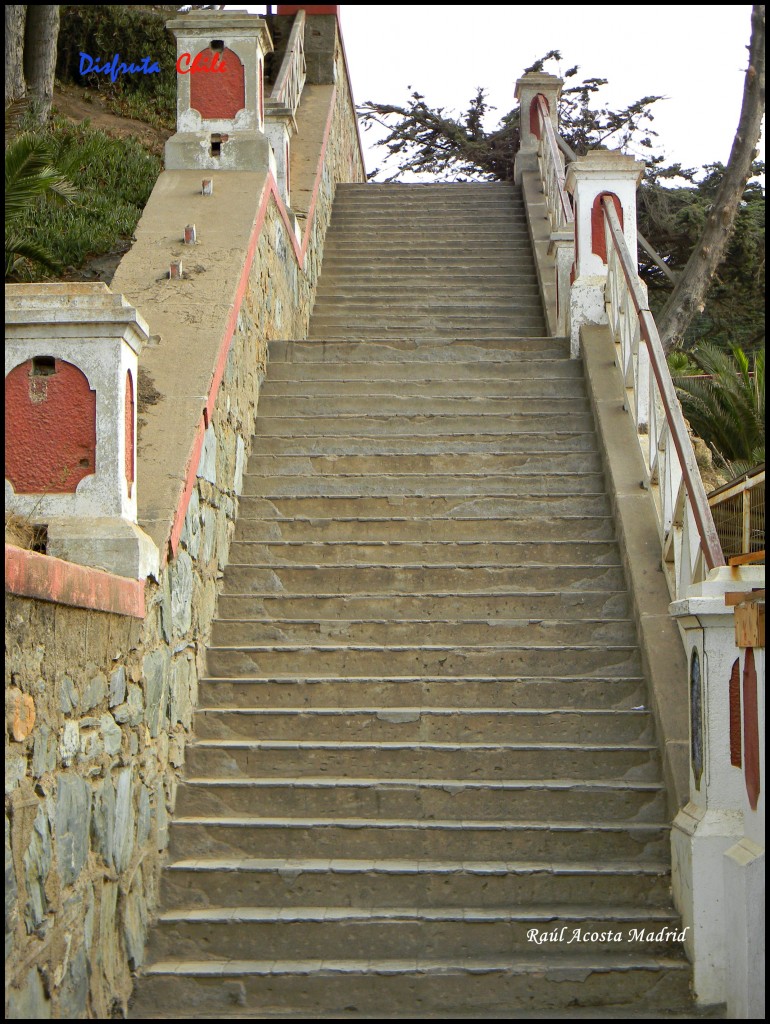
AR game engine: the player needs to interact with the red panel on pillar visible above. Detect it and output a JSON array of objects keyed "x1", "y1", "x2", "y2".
[
  {"x1": 125, "y1": 369, "x2": 135, "y2": 498},
  {"x1": 5, "y1": 358, "x2": 96, "y2": 494},
  {"x1": 591, "y1": 192, "x2": 623, "y2": 263},
  {"x1": 729, "y1": 658, "x2": 742, "y2": 767},
  {"x1": 190, "y1": 47, "x2": 245, "y2": 120},
  {"x1": 742, "y1": 648, "x2": 760, "y2": 810}
]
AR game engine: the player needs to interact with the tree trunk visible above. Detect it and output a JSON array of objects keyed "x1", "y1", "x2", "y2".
[
  {"x1": 657, "y1": 4, "x2": 765, "y2": 352},
  {"x1": 23, "y1": 5, "x2": 60, "y2": 125},
  {"x1": 5, "y1": 6, "x2": 27, "y2": 105}
]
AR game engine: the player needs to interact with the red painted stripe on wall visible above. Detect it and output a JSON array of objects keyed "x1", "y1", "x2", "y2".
[{"x1": 5, "y1": 544, "x2": 145, "y2": 618}]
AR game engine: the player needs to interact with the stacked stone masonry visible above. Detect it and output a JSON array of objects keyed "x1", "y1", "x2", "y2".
[{"x1": 5, "y1": 16, "x2": 364, "y2": 1018}]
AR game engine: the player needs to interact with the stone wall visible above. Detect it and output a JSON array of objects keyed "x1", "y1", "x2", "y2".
[{"x1": 5, "y1": 20, "x2": 364, "y2": 1018}]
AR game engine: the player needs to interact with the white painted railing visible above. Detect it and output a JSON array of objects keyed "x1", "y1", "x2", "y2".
[
  {"x1": 601, "y1": 195, "x2": 726, "y2": 598},
  {"x1": 271, "y1": 9, "x2": 307, "y2": 122},
  {"x1": 534, "y1": 95, "x2": 574, "y2": 233}
]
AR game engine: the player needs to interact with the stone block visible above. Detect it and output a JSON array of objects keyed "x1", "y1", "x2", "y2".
[
  {"x1": 112, "y1": 684, "x2": 144, "y2": 727},
  {"x1": 100, "y1": 713, "x2": 123, "y2": 756},
  {"x1": 59, "y1": 945, "x2": 88, "y2": 1019},
  {"x1": 7, "y1": 967, "x2": 52, "y2": 1019},
  {"x1": 56, "y1": 774, "x2": 91, "y2": 886},
  {"x1": 137, "y1": 785, "x2": 151, "y2": 848},
  {"x1": 113, "y1": 768, "x2": 134, "y2": 874},
  {"x1": 32, "y1": 724, "x2": 56, "y2": 778},
  {"x1": 6, "y1": 814, "x2": 18, "y2": 959},
  {"x1": 169, "y1": 551, "x2": 193, "y2": 637},
  {"x1": 59, "y1": 721, "x2": 80, "y2": 767},
  {"x1": 143, "y1": 649, "x2": 170, "y2": 738},
  {"x1": 109, "y1": 666, "x2": 126, "y2": 708},
  {"x1": 59, "y1": 676, "x2": 79, "y2": 715},
  {"x1": 6, "y1": 753, "x2": 26, "y2": 794},
  {"x1": 122, "y1": 883, "x2": 147, "y2": 971},
  {"x1": 91, "y1": 775, "x2": 116, "y2": 867},
  {"x1": 82, "y1": 673, "x2": 107, "y2": 712},
  {"x1": 197, "y1": 423, "x2": 217, "y2": 485},
  {"x1": 23, "y1": 803, "x2": 51, "y2": 933}
]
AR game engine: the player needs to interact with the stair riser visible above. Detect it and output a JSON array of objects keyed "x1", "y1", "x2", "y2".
[
  {"x1": 167, "y1": 822, "x2": 669, "y2": 862},
  {"x1": 185, "y1": 745, "x2": 660, "y2": 781},
  {"x1": 307, "y1": 323, "x2": 548, "y2": 338},
  {"x1": 237, "y1": 475, "x2": 607, "y2": 498},
  {"x1": 160, "y1": 865, "x2": 673, "y2": 911},
  {"x1": 268, "y1": 340, "x2": 571, "y2": 361},
  {"x1": 260, "y1": 380, "x2": 587, "y2": 398},
  {"x1": 176, "y1": 782, "x2": 665, "y2": 821},
  {"x1": 209, "y1": 619, "x2": 636, "y2": 647},
  {"x1": 224, "y1": 540, "x2": 620, "y2": 566},
  {"x1": 235, "y1": 495, "x2": 613, "y2": 519},
  {"x1": 218, "y1": 565, "x2": 628, "y2": 596},
  {"x1": 130, "y1": 965, "x2": 692, "y2": 1018},
  {"x1": 264, "y1": 361, "x2": 584, "y2": 381},
  {"x1": 231, "y1": 517, "x2": 616, "y2": 543},
  {"x1": 254, "y1": 415, "x2": 597, "y2": 436},
  {"x1": 149, "y1": 913, "x2": 680, "y2": 962},
  {"x1": 215, "y1": 591, "x2": 630, "y2": 621},
  {"x1": 244, "y1": 452, "x2": 600, "y2": 475},
  {"x1": 196, "y1": 677, "x2": 647, "y2": 710},
  {"x1": 205, "y1": 646, "x2": 642, "y2": 679}
]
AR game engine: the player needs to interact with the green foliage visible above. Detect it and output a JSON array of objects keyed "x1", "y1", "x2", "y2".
[
  {"x1": 5, "y1": 131, "x2": 77, "y2": 278},
  {"x1": 8, "y1": 116, "x2": 161, "y2": 278},
  {"x1": 56, "y1": 5, "x2": 177, "y2": 130},
  {"x1": 674, "y1": 344, "x2": 765, "y2": 472},
  {"x1": 359, "y1": 51, "x2": 666, "y2": 182},
  {"x1": 638, "y1": 164, "x2": 765, "y2": 354}
]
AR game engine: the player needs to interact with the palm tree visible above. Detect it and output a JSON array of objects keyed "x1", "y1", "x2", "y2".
[
  {"x1": 5, "y1": 130, "x2": 77, "y2": 278},
  {"x1": 674, "y1": 343, "x2": 765, "y2": 475}
]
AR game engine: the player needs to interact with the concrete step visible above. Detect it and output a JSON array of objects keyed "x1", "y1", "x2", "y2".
[
  {"x1": 167, "y1": 815, "x2": 669, "y2": 862},
  {"x1": 264, "y1": 359, "x2": 584, "y2": 380},
  {"x1": 130, "y1": 953, "x2": 692, "y2": 1018},
  {"x1": 175, "y1": 776, "x2": 665, "y2": 821},
  {"x1": 255, "y1": 393, "x2": 591, "y2": 415},
  {"x1": 247, "y1": 436, "x2": 600, "y2": 456},
  {"x1": 230, "y1": 514, "x2": 614, "y2": 543},
  {"x1": 222, "y1": 539, "x2": 620, "y2": 566},
  {"x1": 185, "y1": 739, "x2": 660, "y2": 782},
  {"x1": 218, "y1": 563, "x2": 628, "y2": 597},
  {"x1": 253, "y1": 414, "x2": 598, "y2": 436},
  {"x1": 234, "y1": 494, "x2": 613, "y2": 521},
  {"x1": 237, "y1": 473, "x2": 607, "y2": 497},
  {"x1": 209, "y1": 617, "x2": 637, "y2": 648},
  {"x1": 243, "y1": 452, "x2": 602, "y2": 477},
  {"x1": 268, "y1": 338, "x2": 570, "y2": 361},
  {"x1": 204, "y1": 643, "x2": 642, "y2": 679},
  {"x1": 196, "y1": 676, "x2": 648, "y2": 711},
  {"x1": 307, "y1": 319, "x2": 549, "y2": 336},
  {"x1": 215, "y1": 590, "x2": 631, "y2": 621},
  {"x1": 158, "y1": 856, "x2": 674, "y2": 910},
  {"x1": 147, "y1": 905, "x2": 681, "y2": 962},
  {"x1": 260, "y1": 380, "x2": 588, "y2": 401},
  {"x1": 193, "y1": 705, "x2": 650, "y2": 743}
]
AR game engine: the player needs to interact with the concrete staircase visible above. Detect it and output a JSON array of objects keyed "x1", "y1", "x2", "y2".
[{"x1": 131, "y1": 183, "x2": 692, "y2": 1017}]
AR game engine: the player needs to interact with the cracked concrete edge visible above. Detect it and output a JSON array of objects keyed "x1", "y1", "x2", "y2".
[
  {"x1": 580, "y1": 324, "x2": 689, "y2": 817},
  {"x1": 520, "y1": 170, "x2": 559, "y2": 337}
]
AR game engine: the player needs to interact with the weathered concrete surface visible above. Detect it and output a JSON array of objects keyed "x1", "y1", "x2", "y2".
[
  {"x1": 5, "y1": 20, "x2": 363, "y2": 1019},
  {"x1": 580, "y1": 323, "x2": 689, "y2": 814}
]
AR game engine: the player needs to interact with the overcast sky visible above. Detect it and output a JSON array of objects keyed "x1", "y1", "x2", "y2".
[{"x1": 237, "y1": 5, "x2": 760, "y2": 181}]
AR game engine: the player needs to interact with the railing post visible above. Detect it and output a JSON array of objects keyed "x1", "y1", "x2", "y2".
[
  {"x1": 513, "y1": 72, "x2": 562, "y2": 184},
  {"x1": 669, "y1": 571, "x2": 765, "y2": 1010},
  {"x1": 565, "y1": 150, "x2": 644, "y2": 357}
]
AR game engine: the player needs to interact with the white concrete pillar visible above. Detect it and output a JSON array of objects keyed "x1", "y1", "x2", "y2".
[
  {"x1": 513, "y1": 72, "x2": 562, "y2": 183},
  {"x1": 264, "y1": 113, "x2": 293, "y2": 206},
  {"x1": 5, "y1": 283, "x2": 159, "y2": 580},
  {"x1": 565, "y1": 150, "x2": 644, "y2": 357},
  {"x1": 165, "y1": 9, "x2": 274, "y2": 172},
  {"x1": 669, "y1": 567, "x2": 765, "y2": 1008}
]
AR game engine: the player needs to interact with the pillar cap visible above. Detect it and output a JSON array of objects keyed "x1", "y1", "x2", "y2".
[
  {"x1": 166, "y1": 10, "x2": 274, "y2": 53},
  {"x1": 515, "y1": 72, "x2": 563, "y2": 99},
  {"x1": 565, "y1": 149, "x2": 645, "y2": 192}
]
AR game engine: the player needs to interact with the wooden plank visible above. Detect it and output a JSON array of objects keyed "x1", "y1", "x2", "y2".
[
  {"x1": 725, "y1": 589, "x2": 766, "y2": 606},
  {"x1": 728, "y1": 550, "x2": 766, "y2": 566},
  {"x1": 735, "y1": 603, "x2": 765, "y2": 648}
]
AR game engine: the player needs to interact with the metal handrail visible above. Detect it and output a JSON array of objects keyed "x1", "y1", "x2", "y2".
[
  {"x1": 601, "y1": 195, "x2": 725, "y2": 592},
  {"x1": 270, "y1": 9, "x2": 306, "y2": 117},
  {"x1": 535, "y1": 95, "x2": 574, "y2": 231}
]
